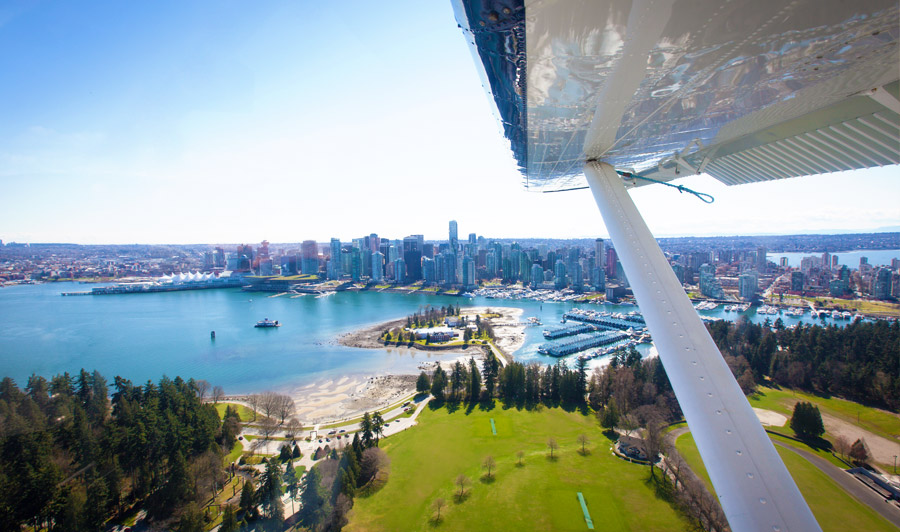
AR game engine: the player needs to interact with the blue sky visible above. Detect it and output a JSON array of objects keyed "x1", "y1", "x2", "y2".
[{"x1": 1, "y1": 1, "x2": 898, "y2": 244}]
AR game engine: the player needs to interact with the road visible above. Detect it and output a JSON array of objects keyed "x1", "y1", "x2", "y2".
[
  {"x1": 771, "y1": 440, "x2": 900, "y2": 528},
  {"x1": 669, "y1": 427, "x2": 900, "y2": 528}
]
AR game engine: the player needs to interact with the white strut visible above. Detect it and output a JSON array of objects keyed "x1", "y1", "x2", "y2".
[{"x1": 584, "y1": 160, "x2": 821, "y2": 532}]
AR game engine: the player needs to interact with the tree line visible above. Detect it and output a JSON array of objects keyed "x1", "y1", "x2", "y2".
[
  {"x1": 708, "y1": 317, "x2": 900, "y2": 409},
  {"x1": 0, "y1": 370, "x2": 231, "y2": 531}
]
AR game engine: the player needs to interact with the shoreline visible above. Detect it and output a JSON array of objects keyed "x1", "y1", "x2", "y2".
[{"x1": 278, "y1": 306, "x2": 527, "y2": 424}]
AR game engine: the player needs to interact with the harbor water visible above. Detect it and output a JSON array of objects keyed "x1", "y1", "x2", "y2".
[{"x1": 0, "y1": 282, "x2": 861, "y2": 395}]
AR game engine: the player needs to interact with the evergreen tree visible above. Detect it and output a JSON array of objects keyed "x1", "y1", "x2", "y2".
[
  {"x1": 468, "y1": 357, "x2": 481, "y2": 402},
  {"x1": 239, "y1": 479, "x2": 257, "y2": 519},
  {"x1": 298, "y1": 467, "x2": 331, "y2": 529},
  {"x1": 431, "y1": 366, "x2": 447, "y2": 401},
  {"x1": 372, "y1": 411, "x2": 385, "y2": 446},
  {"x1": 164, "y1": 450, "x2": 193, "y2": 507},
  {"x1": 575, "y1": 356, "x2": 588, "y2": 403},
  {"x1": 450, "y1": 361, "x2": 466, "y2": 400},
  {"x1": 790, "y1": 401, "x2": 825, "y2": 439},
  {"x1": 220, "y1": 505, "x2": 239, "y2": 532},
  {"x1": 279, "y1": 444, "x2": 292, "y2": 462},
  {"x1": 415, "y1": 371, "x2": 430, "y2": 394},
  {"x1": 258, "y1": 458, "x2": 284, "y2": 526},
  {"x1": 361, "y1": 412, "x2": 374, "y2": 448},
  {"x1": 482, "y1": 353, "x2": 499, "y2": 398}
]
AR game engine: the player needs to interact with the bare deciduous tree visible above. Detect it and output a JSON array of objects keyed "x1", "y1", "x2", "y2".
[
  {"x1": 259, "y1": 416, "x2": 278, "y2": 440},
  {"x1": 432, "y1": 498, "x2": 445, "y2": 521},
  {"x1": 455, "y1": 473, "x2": 469, "y2": 498},
  {"x1": 482, "y1": 455, "x2": 496, "y2": 478},
  {"x1": 577, "y1": 434, "x2": 589, "y2": 455},
  {"x1": 194, "y1": 379, "x2": 210, "y2": 402},
  {"x1": 261, "y1": 391, "x2": 279, "y2": 421},
  {"x1": 833, "y1": 435, "x2": 850, "y2": 459},
  {"x1": 547, "y1": 438, "x2": 558, "y2": 459},
  {"x1": 277, "y1": 394, "x2": 295, "y2": 424},
  {"x1": 246, "y1": 394, "x2": 260, "y2": 421},
  {"x1": 360, "y1": 447, "x2": 391, "y2": 487},
  {"x1": 285, "y1": 418, "x2": 302, "y2": 439},
  {"x1": 642, "y1": 409, "x2": 664, "y2": 477},
  {"x1": 212, "y1": 385, "x2": 225, "y2": 404}
]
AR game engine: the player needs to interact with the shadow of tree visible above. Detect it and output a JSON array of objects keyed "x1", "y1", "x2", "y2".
[
  {"x1": 479, "y1": 474, "x2": 495, "y2": 484},
  {"x1": 477, "y1": 399, "x2": 496, "y2": 412},
  {"x1": 644, "y1": 470, "x2": 677, "y2": 503},
  {"x1": 453, "y1": 491, "x2": 470, "y2": 504}
]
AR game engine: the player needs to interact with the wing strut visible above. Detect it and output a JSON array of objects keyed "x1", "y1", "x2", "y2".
[{"x1": 584, "y1": 161, "x2": 821, "y2": 532}]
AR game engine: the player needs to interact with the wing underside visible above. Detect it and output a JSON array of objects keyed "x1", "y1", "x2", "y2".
[{"x1": 453, "y1": 0, "x2": 899, "y2": 190}]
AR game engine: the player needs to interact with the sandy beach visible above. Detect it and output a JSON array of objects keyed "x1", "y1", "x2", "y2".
[
  {"x1": 283, "y1": 374, "x2": 418, "y2": 425},
  {"x1": 285, "y1": 306, "x2": 526, "y2": 423}
]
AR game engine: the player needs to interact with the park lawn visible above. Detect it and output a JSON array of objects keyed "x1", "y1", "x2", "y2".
[
  {"x1": 345, "y1": 405, "x2": 692, "y2": 532},
  {"x1": 674, "y1": 432, "x2": 895, "y2": 532},
  {"x1": 214, "y1": 402, "x2": 256, "y2": 422},
  {"x1": 674, "y1": 432, "x2": 714, "y2": 494},
  {"x1": 225, "y1": 441, "x2": 243, "y2": 466},
  {"x1": 749, "y1": 386, "x2": 900, "y2": 442}
]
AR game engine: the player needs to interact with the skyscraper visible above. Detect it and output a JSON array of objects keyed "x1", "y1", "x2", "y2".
[
  {"x1": 300, "y1": 240, "x2": 319, "y2": 275},
  {"x1": 462, "y1": 256, "x2": 475, "y2": 288},
  {"x1": 449, "y1": 220, "x2": 458, "y2": 251},
  {"x1": 606, "y1": 248, "x2": 617, "y2": 279},
  {"x1": 371, "y1": 251, "x2": 384, "y2": 282},
  {"x1": 554, "y1": 260, "x2": 567, "y2": 289},
  {"x1": 739, "y1": 271, "x2": 759, "y2": 300},
  {"x1": 531, "y1": 264, "x2": 544, "y2": 289},
  {"x1": 402, "y1": 236, "x2": 422, "y2": 281},
  {"x1": 331, "y1": 238, "x2": 344, "y2": 279}
]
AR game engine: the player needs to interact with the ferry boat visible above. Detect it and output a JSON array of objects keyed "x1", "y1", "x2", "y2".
[{"x1": 255, "y1": 318, "x2": 280, "y2": 328}]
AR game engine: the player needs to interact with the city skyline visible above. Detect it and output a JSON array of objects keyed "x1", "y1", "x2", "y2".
[{"x1": 1, "y1": 1, "x2": 899, "y2": 245}]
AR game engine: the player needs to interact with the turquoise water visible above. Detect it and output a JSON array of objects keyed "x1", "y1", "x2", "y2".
[{"x1": 0, "y1": 283, "x2": 845, "y2": 395}]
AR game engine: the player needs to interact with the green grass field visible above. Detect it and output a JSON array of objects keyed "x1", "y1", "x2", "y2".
[
  {"x1": 674, "y1": 432, "x2": 895, "y2": 532},
  {"x1": 749, "y1": 386, "x2": 900, "y2": 441},
  {"x1": 346, "y1": 405, "x2": 692, "y2": 532},
  {"x1": 214, "y1": 402, "x2": 256, "y2": 422}
]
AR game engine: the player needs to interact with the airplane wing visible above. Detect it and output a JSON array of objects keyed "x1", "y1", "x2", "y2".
[
  {"x1": 452, "y1": 0, "x2": 898, "y2": 191},
  {"x1": 452, "y1": 2, "x2": 898, "y2": 532}
]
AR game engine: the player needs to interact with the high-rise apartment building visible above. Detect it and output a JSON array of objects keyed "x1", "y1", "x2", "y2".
[
  {"x1": 739, "y1": 270, "x2": 759, "y2": 299},
  {"x1": 300, "y1": 240, "x2": 318, "y2": 275},
  {"x1": 330, "y1": 238, "x2": 342, "y2": 278},
  {"x1": 372, "y1": 251, "x2": 384, "y2": 282}
]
